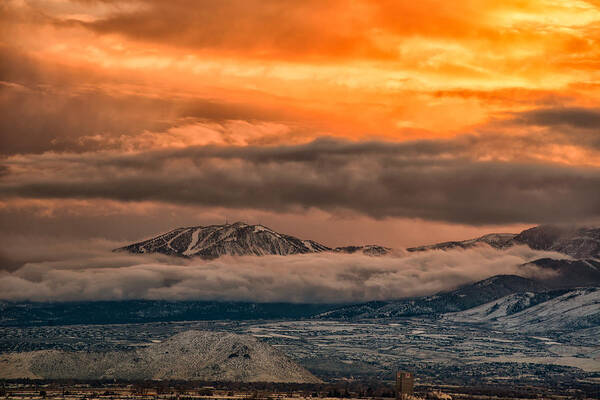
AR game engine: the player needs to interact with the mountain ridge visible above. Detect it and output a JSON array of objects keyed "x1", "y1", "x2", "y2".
[
  {"x1": 115, "y1": 221, "x2": 391, "y2": 258},
  {"x1": 407, "y1": 225, "x2": 600, "y2": 259},
  {"x1": 117, "y1": 223, "x2": 600, "y2": 260}
]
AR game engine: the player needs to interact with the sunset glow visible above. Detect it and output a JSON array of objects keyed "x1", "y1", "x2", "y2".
[{"x1": 1, "y1": 0, "x2": 600, "y2": 249}]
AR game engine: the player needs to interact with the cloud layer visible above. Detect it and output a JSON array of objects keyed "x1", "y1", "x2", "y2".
[
  {"x1": 2, "y1": 138, "x2": 599, "y2": 225},
  {"x1": 0, "y1": 243, "x2": 565, "y2": 302}
]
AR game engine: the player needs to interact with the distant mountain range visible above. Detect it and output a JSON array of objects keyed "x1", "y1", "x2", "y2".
[
  {"x1": 408, "y1": 225, "x2": 600, "y2": 259},
  {"x1": 115, "y1": 221, "x2": 391, "y2": 258},
  {"x1": 0, "y1": 330, "x2": 320, "y2": 382},
  {"x1": 117, "y1": 222, "x2": 600, "y2": 260}
]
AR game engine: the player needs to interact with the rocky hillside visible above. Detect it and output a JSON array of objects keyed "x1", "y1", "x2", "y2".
[{"x1": 0, "y1": 330, "x2": 320, "y2": 382}]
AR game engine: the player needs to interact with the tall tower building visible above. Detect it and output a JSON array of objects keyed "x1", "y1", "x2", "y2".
[{"x1": 396, "y1": 371, "x2": 414, "y2": 399}]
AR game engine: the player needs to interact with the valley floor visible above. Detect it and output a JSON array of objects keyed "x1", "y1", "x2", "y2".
[{"x1": 1, "y1": 319, "x2": 598, "y2": 393}]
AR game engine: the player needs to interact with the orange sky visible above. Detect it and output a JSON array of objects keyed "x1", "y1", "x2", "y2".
[
  {"x1": 4, "y1": 0, "x2": 600, "y2": 144},
  {"x1": 1, "y1": 0, "x2": 600, "y2": 247}
]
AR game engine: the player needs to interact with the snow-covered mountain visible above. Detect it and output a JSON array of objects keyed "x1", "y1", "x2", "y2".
[
  {"x1": 407, "y1": 225, "x2": 600, "y2": 259},
  {"x1": 116, "y1": 222, "x2": 330, "y2": 258},
  {"x1": 0, "y1": 330, "x2": 321, "y2": 382},
  {"x1": 116, "y1": 222, "x2": 391, "y2": 258},
  {"x1": 444, "y1": 287, "x2": 600, "y2": 332}
]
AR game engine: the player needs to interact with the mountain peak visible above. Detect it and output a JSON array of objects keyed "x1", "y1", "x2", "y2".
[{"x1": 116, "y1": 222, "x2": 331, "y2": 259}]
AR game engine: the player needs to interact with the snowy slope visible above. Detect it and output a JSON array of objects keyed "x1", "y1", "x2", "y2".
[
  {"x1": 493, "y1": 287, "x2": 600, "y2": 332},
  {"x1": 443, "y1": 291, "x2": 563, "y2": 323},
  {"x1": 444, "y1": 287, "x2": 600, "y2": 332}
]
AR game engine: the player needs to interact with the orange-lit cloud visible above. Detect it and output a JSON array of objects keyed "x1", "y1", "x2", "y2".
[
  {"x1": 3, "y1": 0, "x2": 600, "y2": 141},
  {"x1": 1, "y1": 0, "x2": 600, "y2": 247}
]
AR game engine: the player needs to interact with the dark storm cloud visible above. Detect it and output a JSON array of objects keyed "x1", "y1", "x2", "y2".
[
  {"x1": 511, "y1": 107, "x2": 600, "y2": 130},
  {"x1": 1, "y1": 138, "x2": 599, "y2": 225}
]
